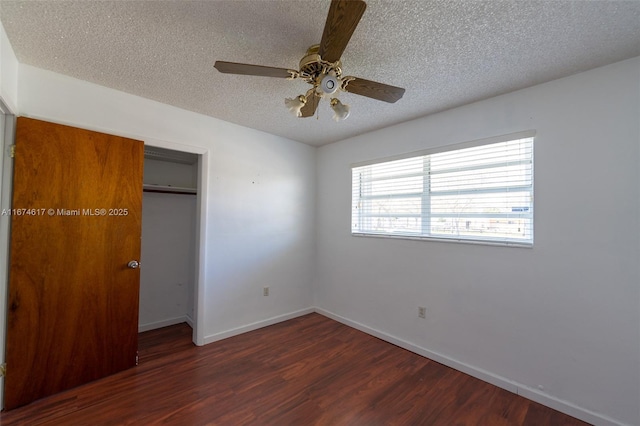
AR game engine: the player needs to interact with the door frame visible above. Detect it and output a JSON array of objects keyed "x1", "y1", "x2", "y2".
[
  {"x1": 0, "y1": 99, "x2": 16, "y2": 411},
  {"x1": 142, "y1": 138, "x2": 208, "y2": 347}
]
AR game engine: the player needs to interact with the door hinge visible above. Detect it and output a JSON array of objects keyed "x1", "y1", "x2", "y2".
[
  {"x1": 0, "y1": 363, "x2": 6, "y2": 377},
  {"x1": 9, "y1": 145, "x2": 15, "y2": 158}
]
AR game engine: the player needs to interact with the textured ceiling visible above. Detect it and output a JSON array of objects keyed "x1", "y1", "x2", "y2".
[{"x1": 1, "y1": 1, "x2": 639, "y2": 146}]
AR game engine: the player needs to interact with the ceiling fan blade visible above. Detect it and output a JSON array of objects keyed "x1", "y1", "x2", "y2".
[
  {"x1": 300, "y1": 91, "x2": 321, "y2": 118},
  {"x1": 214, "y1": 61, "x2": 293, "y2": 78},
  {"x1": 342, "y1": 77, "x2": 405, "y2": 103},
  {"x1": 318, "y1": 0, "x2": 367, "y2": 63}
]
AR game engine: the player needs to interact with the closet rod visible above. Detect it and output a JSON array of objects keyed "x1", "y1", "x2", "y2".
[{"x1": 143, "y1": 184, "x2": 197, "y2": 195}]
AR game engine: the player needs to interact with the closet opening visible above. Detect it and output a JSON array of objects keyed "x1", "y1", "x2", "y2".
[{"x1": 140, "y1": 146, "x2": 199, "y2": 341}]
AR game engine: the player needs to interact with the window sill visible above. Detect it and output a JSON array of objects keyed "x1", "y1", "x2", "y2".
[{"x1": 351, "y1": 232, "x2": 533, "y2": 248}]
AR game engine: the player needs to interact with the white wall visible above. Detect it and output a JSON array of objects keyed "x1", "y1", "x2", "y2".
[
  {"x1": 144, "y1": 158, "x2": 197, "y2": 189},
  {"x1": 315, "y1": 57, "x2": 640, "y2": 426},
  {"x1": 0, "y1": 23, "x2": 18, "y2": 112},
  {"x1": 16, "y1": 63, "x2": 316, "y2": 346}
]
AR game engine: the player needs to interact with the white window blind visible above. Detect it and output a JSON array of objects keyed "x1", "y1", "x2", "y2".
[{"x1": 351, "y1": 133, "x2": 534, "y2": 246}]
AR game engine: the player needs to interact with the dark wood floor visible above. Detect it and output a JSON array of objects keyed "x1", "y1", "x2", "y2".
[{"x1": 0, "y1": 313, "x2": 590, "y2": 425}]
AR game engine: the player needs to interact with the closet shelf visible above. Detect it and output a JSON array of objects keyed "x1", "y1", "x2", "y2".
[{"x1": 143, "y1": 184, "x2": 197, "y2": 195}]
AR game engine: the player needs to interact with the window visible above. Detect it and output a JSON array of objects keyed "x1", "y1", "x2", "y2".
[{"x1": 351, "y1": 132, "x2": 534, "y2": 246}]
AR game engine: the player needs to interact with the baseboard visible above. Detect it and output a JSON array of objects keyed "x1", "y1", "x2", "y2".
[
  {"x1": 185, "y1": 314, "x2": 194, "y2": 329},
  {"x1": 313, "y1": 307, "x2": 628, "y2": 426},
  {"x1": 203, "y1": 307, "x2": 315, "y2": 345},
  {"x1": 138, "y1": 315, "x2": 190, "y2": 333}
]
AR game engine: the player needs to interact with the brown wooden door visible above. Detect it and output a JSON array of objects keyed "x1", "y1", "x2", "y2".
[{"x1": 4, "y1": 117, "x2": 143, "y2": 410}]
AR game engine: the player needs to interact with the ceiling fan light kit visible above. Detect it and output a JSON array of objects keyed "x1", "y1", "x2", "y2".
[{"x1": 214, "y1": 0, "x2": 405, "y2": 122}]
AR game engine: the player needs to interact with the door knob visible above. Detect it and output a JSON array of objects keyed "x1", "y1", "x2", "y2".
[{"x1": 127, "y1": 260, "x2": 140, "y2": 269}]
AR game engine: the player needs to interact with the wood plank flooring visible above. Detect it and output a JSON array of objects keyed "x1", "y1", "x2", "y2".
[{"x1": 0, "y1": 313, "x2": 591, "y2": 425}]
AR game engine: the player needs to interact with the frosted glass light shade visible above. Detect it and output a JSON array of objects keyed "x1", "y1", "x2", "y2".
[
  {"x1": 330, "y1": 98, "x2": 350, "y2": 121},
  {"x1": 285, "y1": 95, "x2": 306, "y2": 117}
]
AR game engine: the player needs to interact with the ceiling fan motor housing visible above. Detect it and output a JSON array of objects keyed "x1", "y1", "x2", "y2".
[{"x1": 299, "y1": 44, "x2": 342, "y2": 80}]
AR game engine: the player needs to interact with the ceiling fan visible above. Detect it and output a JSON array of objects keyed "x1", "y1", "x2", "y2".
[{"x1": 214, "y1": 0, "x2": 405, "y2": 122}]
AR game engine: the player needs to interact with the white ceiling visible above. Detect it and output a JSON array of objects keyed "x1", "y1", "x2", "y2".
[{"x1": 1, "y1": 0, "x2": 639, "y2": 146}]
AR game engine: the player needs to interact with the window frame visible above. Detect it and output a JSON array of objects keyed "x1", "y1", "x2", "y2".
[{"x1": 351, "y1": 131, "x2": 535, "y2": 247}]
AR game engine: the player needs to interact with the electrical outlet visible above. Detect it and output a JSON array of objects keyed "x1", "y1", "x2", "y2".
[
  {"x1": 418, "y1": 307, "x2": 426, "y2": 319},
  {"x1": 263, "y1": 287, "x2": 269, "y2": 296}
]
